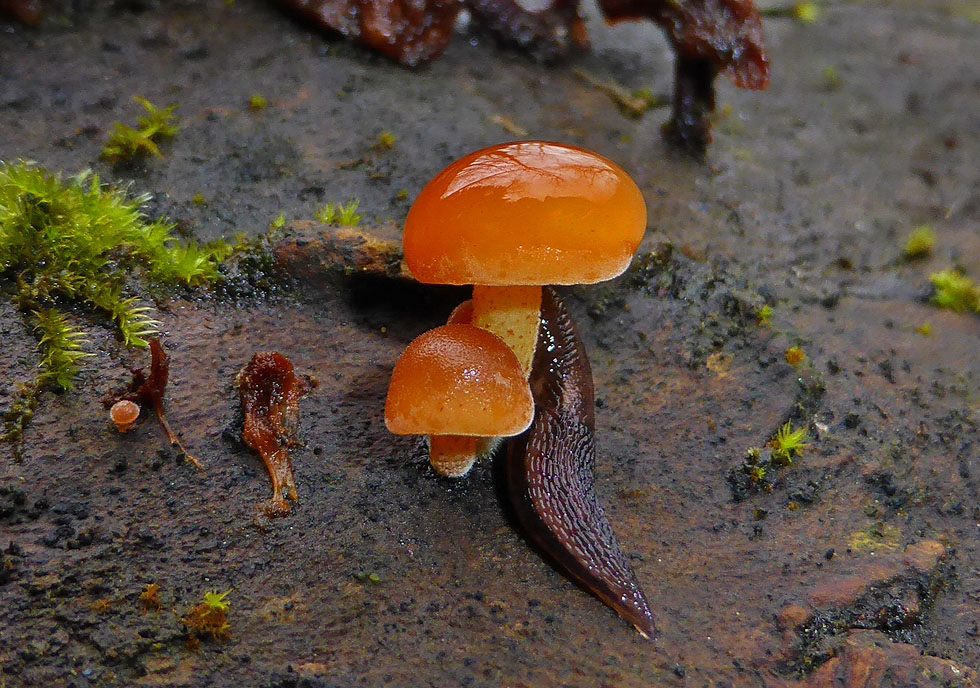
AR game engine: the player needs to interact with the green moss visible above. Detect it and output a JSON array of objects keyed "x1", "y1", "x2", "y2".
[
  {"x1": 930, "y1": 269, "x2": 980, "y2": 313},
  {"x1": 903, "y1": 225, "x2": 935, "y2": 259},
  {"x1": 101, "y1": 97, "x2": 180, "y2": 163},
  {"x1": 248, "y1": 94, "x2": 268, "y2": 111},
  {"x1": 315, "y1": 199, "x2": 362, "y2": 227},
  {"x1": 822, "y1": 66, "x2": 842, "y2": 91},
  {"x1": 772, "y1": 421, "x2": 809, "y2": 465},
  {"x1": 762, "y1": 1, "x2": 821, "y2": 23},
  {"x1": 793, "y1": 1, "x2": 820, "y2": 23},
  {"x1": 203, "y1": 590, "x2": 232, "y2": 612},
  {"x1": 0, "y1": 161, "x2": 230, "y2": 447},
  {"x1": 376, "y1": 131, "x2": 397, "y2": 149},
  {"x1": 847, "y1": 522, "x2": 900, "y2": 552}
]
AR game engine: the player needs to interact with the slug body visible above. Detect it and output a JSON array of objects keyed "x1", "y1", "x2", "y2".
[{"x1": 507, "y1": 287, "x2": 656, "y2": 638}]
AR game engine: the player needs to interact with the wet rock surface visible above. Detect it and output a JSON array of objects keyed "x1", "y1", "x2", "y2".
[{"x1": 1, "y1": 1, "x2": 978, "y2": 687}]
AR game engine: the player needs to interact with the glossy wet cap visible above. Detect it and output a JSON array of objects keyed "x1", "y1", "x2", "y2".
[
  {"x1": 109, "y1": 399, "x2": 140, "y2": 433},
  {"x1": 385, "y1": 324, "x2": 533, "y2": 437},
  {"x1": 404, "y1": 141, "x2": 647, "y2": 286}
]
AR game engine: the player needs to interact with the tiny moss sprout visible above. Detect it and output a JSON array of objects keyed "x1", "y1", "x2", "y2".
[
  {"x1": 248, "y1": 94, "x2": 268, "y2": 111},
  {"x1": 822, "y1": 66, "x2": 842, "y2": 91},
  {"x1": 376, "y1": 131, "x2": 397, "y2": 149},
  {"x1": 785, "y1": 345, "x2": 807, "y2": 366},
  {"x1": 903, "y1": 225, "x2": 935, "y2": 259},
  {"x1": 101, "y1": 97, "x2": 180, "y2": 163},
  {"x1": 0, "y1": 161, "x2": 230, "y2": 448},
  {"x1": 792, "y1": 1, "x2": 820, "y2": 23},
  {"x1": 270, "y1": 212, "x2": 286, "y2": 230},
  {"x1": 762, "y1": 1, "x2": 821, "y2": 23},
  {"x1": 139, "y1": 582, "x2": 162, "y2": 612},
  {"x1": 183, "y1": 589, "x2": 232, "y2": 642},
  {"x1": 771, "y1": 421, "x2": 809, "y2": 465},
  {"x1": 757, "y1": 304, "x2": 774, "y2": 326},
  {"x1": 929, "y1": 269, "x2": 980, "y2": 313},
  {"x1": 915, "y1": 323, "x2": 932, "y2": 336},
  {"x1": 315, "y1": 199, "x2": 362, "y2": 227}
]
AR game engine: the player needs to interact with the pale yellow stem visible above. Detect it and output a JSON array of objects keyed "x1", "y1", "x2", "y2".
[
  {"x1": 471, "y1": 285, "x2": 542, "y2": 376},
  {"x1": 429, "y1": 436, "x2": 482, "y2": 478}
]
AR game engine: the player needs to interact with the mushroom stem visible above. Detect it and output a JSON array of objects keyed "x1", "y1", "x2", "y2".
[
  {"x1": 471, "y1": 285, "x2": 542, "y2": 376},
  {"x1": 429, "y1": 436, "x2": 484, "y2": 478},
  {"x1": 429, "y1": 287, "x2": 541, "y2": 474}
]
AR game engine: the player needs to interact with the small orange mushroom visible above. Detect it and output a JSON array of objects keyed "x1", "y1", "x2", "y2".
[
  {"x1": 109, "y1": 399, "x2": 140, "y2": 433},
  {"x1": 385, "y1": 324, "x2": 533, "y2": 477},
  {"x1": 404, "y1": 141, "x2": 647, "y2": 375}
]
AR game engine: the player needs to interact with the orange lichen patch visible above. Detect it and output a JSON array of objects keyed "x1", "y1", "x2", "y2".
[
  {"x1": 471, "y1": 285, "x2": 542, "y2": 375},
  {"x1": 236, "y1": 352, "x2": 316, "y2": 516},
  {"x1": 109, "y1": 399, "x2": 140, "y2": 433},
  {"x1": 385, "y1": 324, "x2": 533, "y2": 438},
  {"x1": 403, "y1": 141, "x2": 647, "y2": 286}
]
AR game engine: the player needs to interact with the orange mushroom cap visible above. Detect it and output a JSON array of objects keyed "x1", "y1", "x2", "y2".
[
  {"x1": 385, "y1": 324, "x2": 533, "y2": 437},
  {"x1": 404, "y1": 141, "x2": 647, "y2": 286},
  {"x1": 109, "y1": 399, "x2": 140, "y2": 433}
]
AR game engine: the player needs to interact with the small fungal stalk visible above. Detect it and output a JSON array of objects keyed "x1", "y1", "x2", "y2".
[{"x1": 470, "y1": 285, "x2": 542, "y2": 376}]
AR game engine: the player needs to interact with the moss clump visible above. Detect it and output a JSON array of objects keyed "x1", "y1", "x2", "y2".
[
  {"x1": 315, "y1": 199, "x2": 362, "y2": 227},
  {"x1": 847, "y1": 522, "x2": 900, "y2": 553},
  {"x1": 101, "y1": 97, "x2": 180, "y2": 163},
  {"x1": 772, "y1": 421, "x2": 809, "y2": 466},
  {"x1": 903, "y1": 225, "x2": 935, "y2": 259},
  {"x1": 785, "y1": 346, "x2": 807, "y2": 367},
  {"x1": 375, "y1": 131, "x2": 397, "y2": 149},
  {"x1": 929, "y1": 269, "x2": 980, "y2": 313},
  {"x1": 248, "y1": 94, "x2": 268, "y2": 111},
  {"x1": 0, "y1": 160, "x2": 230, "y2": 447},
  {"x1": 183, "y1": 589, "x2": 232, "y2": 642}
]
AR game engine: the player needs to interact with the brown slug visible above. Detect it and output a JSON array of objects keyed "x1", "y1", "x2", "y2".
[{"x1": 506, "y1": 287, "x2": 656, "y2": 638}]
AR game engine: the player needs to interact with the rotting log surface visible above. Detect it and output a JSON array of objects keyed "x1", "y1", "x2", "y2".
[{"x1": 1, "y1": 2, "x2": 978, "y2": 686}]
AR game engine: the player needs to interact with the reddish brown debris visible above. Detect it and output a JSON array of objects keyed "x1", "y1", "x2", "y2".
[
  {"x1": 274, "y1": 0, "x2": 462, "y2": 67},
  {"x1": 236, "y1": 352, "x2": 316, "y2": 516},
  {"x1": 0, "y1": 0, "x2": 43, "y2": 25},
  {"x1": 599, "y1": 0, "x2": 769, "y2": 91},
  {"x1": 275, "y1": 0, "x2": 767, "y2": 155},
  {"x1": 796, "y1": 630, "x2": 978, "y2": 688},
  {"x1": 464, "y1": 0, "x2": 590, "y2": 59},
  {"x1": 108, "y1": 338, "x2": 203, "y2": 469},
  {"x1": 600, "y1": 0, "x2": 769, "y2": 154},
  {"x1": 273, "y1": 221, "x2": 411, "y2": 283}
]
